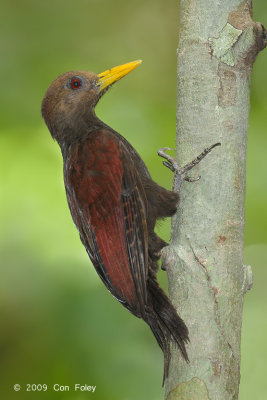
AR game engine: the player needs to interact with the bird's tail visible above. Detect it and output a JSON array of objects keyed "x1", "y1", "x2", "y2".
[{"x1": 145, "y1": 274, "x2": 189, "y2": 383}]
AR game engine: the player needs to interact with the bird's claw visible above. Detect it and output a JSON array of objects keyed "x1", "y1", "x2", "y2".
[
  {"x1": 162, "y1": 160, "x2": 176, "y2": 172},
  {"x1": 158, "y1": 143, "x2": 221, "y2": 192},
  {"x1": 184, "y1": 175, "x2": 201, "y2": 183},
  {"x1": 158, "y1": 148, "x2": 181, "y2": 174},
  {"x1": 163, "y1": 161, "x2": 200, "y2": 183},
  {"x1": 158, "y1": 148, "x2": 175, "y2": 166}
]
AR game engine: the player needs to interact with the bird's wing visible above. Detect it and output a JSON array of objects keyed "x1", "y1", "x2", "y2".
[{"x1": 64, "y1": 130, "x2": 148, "y2": 317}]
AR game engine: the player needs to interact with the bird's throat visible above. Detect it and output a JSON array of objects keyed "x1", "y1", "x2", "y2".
[{"x1": 54, "y1": 111, "x2": 105, "y2": 155}]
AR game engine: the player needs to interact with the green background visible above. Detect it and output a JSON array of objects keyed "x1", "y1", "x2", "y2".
[{"x1": 0, "y1": 1, "x2": 266, "y2": 399}]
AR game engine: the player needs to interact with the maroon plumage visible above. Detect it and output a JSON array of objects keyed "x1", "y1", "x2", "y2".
[{"x1": 41, "y1": 61, "x2": 189, "y2": 381}]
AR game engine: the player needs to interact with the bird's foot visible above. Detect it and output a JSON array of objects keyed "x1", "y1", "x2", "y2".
[
  {"x1": 158, "y1": 143, "x2": 221, "y2": 192},
  {"x1": 161, "y1": 262, "x2": 166, "y2": 271}
]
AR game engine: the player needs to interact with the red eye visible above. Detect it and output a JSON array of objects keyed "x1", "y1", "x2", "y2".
[{"x1": 70, "y1": 77, "x2": 82, "y2": 90}]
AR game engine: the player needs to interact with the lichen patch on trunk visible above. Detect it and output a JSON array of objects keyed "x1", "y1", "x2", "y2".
[
  {"x1": 208, "y1": 23, "x2": 242, "y2": 66},
  {"x1": 166, "y1": 377, "x2": 210, "y2": 400}
]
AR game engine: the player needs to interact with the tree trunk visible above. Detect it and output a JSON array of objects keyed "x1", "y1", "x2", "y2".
[{"x1": 162, "y1": 1, "x2": 266, "y2": 399}]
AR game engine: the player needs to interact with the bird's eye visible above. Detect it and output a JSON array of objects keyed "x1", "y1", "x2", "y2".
[{"x1": 70, "y1": 77, "x2": 82, "y2": 90}]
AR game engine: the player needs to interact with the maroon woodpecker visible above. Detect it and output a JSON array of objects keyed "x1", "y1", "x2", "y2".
[{"x1": 41, "y1": 60, "x2": 219, "y2": 380}]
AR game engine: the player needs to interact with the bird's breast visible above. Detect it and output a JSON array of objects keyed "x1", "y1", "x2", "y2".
[{"x1": 65, "y1": 131, "x2": 123, "y2": 218}]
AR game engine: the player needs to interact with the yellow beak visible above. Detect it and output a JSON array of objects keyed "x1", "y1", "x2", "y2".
[{"x1": 97, "y1": 60, "x2": 142, "y2": 92}]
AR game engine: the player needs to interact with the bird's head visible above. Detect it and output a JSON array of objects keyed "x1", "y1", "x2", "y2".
[{"x1": 42, "y1": 60, "x2": 142, "y2": 145}]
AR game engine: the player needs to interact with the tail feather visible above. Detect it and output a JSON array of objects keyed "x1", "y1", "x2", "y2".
[{"x1": 145, "y1": 274, "x2": 189, "y2": 382}]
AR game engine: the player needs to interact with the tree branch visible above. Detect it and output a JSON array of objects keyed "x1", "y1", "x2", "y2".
[{"x1": 163, "y1": 1, "x2": 266, "y2": 399}]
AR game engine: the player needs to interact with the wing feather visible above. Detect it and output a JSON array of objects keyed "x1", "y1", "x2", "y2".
[{"x1": 64, "y1": 130, "x2": 148, "y2": 317}]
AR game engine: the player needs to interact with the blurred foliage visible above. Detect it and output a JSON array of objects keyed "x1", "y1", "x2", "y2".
[{"x1": 0, "y1": 0, "x2": 266, "y2": 399}]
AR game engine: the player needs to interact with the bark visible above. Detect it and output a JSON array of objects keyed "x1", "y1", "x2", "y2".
[{"x1": 162, "y1": 1, "x2": 266, "y2": 399}]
